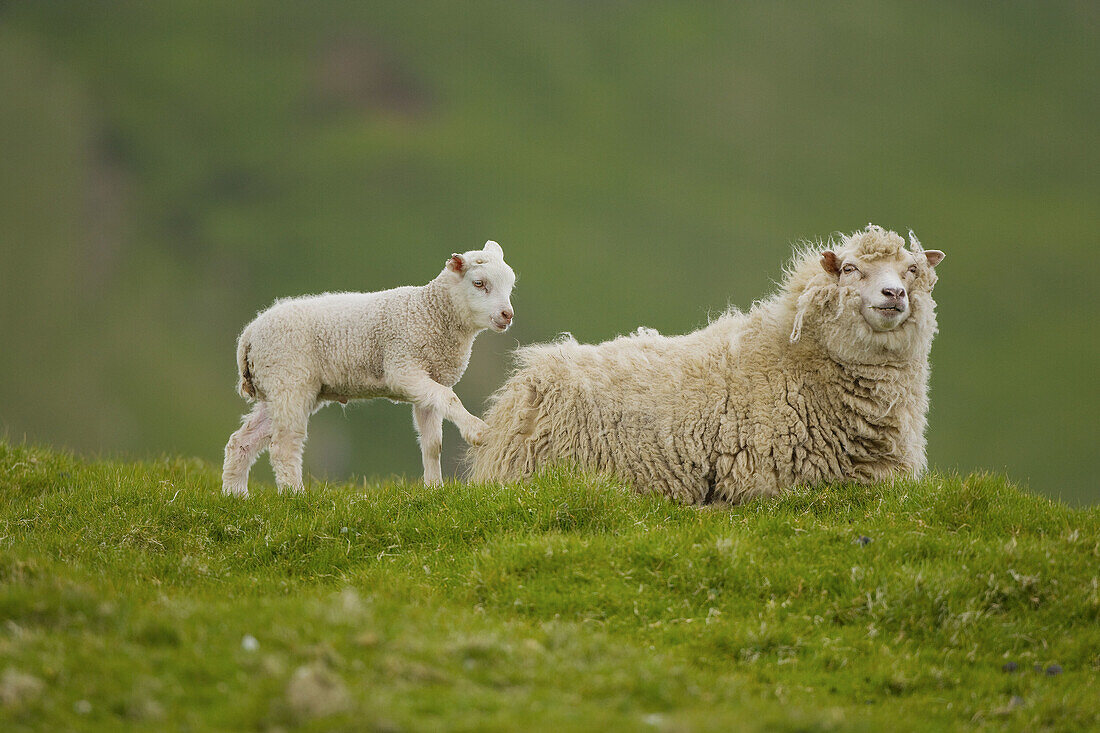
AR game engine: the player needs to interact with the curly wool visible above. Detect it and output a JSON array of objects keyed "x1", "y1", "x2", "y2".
[{"x1": 468, "y1": 225, "x2": 941, "y2": 504}]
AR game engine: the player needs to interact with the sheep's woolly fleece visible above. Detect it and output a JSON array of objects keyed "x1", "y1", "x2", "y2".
[{"x1": 468, "y1": 225, "x2": 943, "y2": 504}]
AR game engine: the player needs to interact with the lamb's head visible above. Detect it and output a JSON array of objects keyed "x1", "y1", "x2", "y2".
[
  {"x1": 789, "y1": 224, "x2": 945, "y2": 361},
  {"x1": 445, "y1": 240, "x2": 516, "y2": 333}
]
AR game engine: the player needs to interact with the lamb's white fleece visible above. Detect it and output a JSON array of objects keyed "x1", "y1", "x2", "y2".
[{"x1": 223, "y1": 241, "x2": 515, "y2": 495}]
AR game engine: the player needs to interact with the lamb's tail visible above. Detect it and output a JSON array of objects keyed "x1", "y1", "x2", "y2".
[{"x1": 236, "y1": 325, "x2": 256, "y2": 400}]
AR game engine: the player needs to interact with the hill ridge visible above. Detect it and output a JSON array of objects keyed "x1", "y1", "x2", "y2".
[{"x1": 1, "y1": 442, "x2": 1097, "y2": 730}]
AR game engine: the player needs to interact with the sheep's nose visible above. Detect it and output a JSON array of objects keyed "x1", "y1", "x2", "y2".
[
  {"x1": 500, "y1": 310, "x2": 513, "y2": 323},
  {"x1": 882, "y1": 287, "x2": 905, "y2": 300}
]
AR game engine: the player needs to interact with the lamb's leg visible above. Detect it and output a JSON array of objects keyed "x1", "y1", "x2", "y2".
[
  {"x1": 222, "y1": 401, "x2": 272, "y2": 497},
  {"x1": 397, "y1": 374, "x2": 488, "y2": 446},
  {"x1": 412, "y1": 404, "x2": 444, "y2": 485},
  {"x1": 267, "y1": 392, "x2": 315, "y2": 494}
]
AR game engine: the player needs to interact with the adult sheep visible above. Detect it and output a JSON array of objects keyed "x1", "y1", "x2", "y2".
[{"x1": 468, "y1": 225, "x2": 945, "y2": 504}]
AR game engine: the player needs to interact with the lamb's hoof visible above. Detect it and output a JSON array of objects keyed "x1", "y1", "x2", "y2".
[
  {"x1": 277, "y1": 484, "x2": 305, "y2": 496},
  {"x1": 463, "y1": 420, "x2": 489, "y2": 446},
  {"x1": 222, "y1": 483, "x2": 249, "y2": 498}
]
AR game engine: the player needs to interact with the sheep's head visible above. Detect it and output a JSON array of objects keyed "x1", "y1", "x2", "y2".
[
  {"x1": 789, "y1": 224, "x2": 945, "y2": 361},
  {"x1": 820, "y1": 229, "x2": 944, "y2": 333},
  {"x1": 445, "y1": 240, "x2": 516, "y2": 332}
]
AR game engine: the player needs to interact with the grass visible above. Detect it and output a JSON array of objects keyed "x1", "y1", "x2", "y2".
[{"x1": 1, "y1": 441, "x2": 1098, "y2": 731}]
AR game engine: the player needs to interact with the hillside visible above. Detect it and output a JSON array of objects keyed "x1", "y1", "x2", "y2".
[
  {"x1": 1, "y1": 442, "x2": 1097, "y2": 730},
  {"x1": 0, "y1": 2, "x2": 1097, "y2": 501}
]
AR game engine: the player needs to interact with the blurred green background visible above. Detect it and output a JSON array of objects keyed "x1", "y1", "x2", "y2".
[{"x1": 2, "y1": 2, "x2": 1096, "y2": 502}]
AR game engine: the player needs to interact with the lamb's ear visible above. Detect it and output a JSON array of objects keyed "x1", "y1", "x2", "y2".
[
  {"x1": 924, "y1": 250, "x2": 945, "y2": 268},
  {"x1": 820, "y1": 250, "x2": 841, "y2": 276},
  {"x1": 483, "y1": 240, "x2": 503, "y2": 257},
  {"x1": 446, "y1": 253, "x2": 466, "y2": 274}
]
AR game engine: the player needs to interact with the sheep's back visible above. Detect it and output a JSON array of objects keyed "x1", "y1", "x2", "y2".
[
  {"x1": 470, "y1": 321, "x2": 735, "y2": 501},
  {"x1": 244, "y1": 290, "x2": 406, "y2": 395}
]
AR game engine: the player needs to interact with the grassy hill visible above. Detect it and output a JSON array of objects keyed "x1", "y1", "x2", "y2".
[
  {"x1": 0, "y1": 2, "x2": 1097, "y2": 502},
  {"x1": 1, "y1": 442, "x2": 1097, "y2": 730}
]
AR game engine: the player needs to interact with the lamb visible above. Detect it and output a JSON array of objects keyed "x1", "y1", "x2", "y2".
[
  {"x1": 222, "y1": 240, "x2": 516, "y2": 496},
  {"x1": 468, "y1": 225, "x2": 944, "y2": 504}
]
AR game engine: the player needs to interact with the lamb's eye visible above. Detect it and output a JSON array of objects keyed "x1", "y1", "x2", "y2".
[
  {"x1": 472, "y1": 279, "x2": 485, "y2": 289},
  {"x1": 842, "y1": 264, "x2": 858, "y2": 274},
  {"x1": 907, "y1": 265, "x2": 918, "y2": 275}
]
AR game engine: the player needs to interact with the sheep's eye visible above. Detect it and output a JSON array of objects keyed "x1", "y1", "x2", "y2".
[
  {"x1": 842, "y1": 264, "x2": 858, "y2": 274},
  {"x1": 907, "y1": 265, "x2": 919, "y2": 275},
  {"x1": 472, "y1": 279, "x2": 485, "y2": 289}
]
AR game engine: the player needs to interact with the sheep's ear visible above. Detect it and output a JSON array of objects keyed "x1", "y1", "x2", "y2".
[
  {"x1": 924, "y1": 250, "x2": 945, "y2": 268},
  {"x1": 820, "y1": 250, "x2": 841, "y2": 276},
  {"x1": 483, "y1": 240, "x2": 503, "y2": 257},
  {"x1": 446, "y1": 253, "x2": 466, "y2": 274}
]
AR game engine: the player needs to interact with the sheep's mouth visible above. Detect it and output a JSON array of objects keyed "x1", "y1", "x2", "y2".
[
  {"x1": 864, "y1": 302, "x2": 910, "y2": 331},
  {"x1": 490, "y1": 319, "x2": 511, "y2": 332}
]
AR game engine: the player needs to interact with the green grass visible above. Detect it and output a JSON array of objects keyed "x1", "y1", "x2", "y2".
[{"x1": 1, "y1": 442, "x2": 1098, "y2": 731}]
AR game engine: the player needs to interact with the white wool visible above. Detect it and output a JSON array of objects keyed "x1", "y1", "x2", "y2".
[
  {"x1": 468, "y1": 225, "x2": 945, "y2": 505},
  {"x1": 222, "y1": 241, "x2": 516, "y2": 495}
]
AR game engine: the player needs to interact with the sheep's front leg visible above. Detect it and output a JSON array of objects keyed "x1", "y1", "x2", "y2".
[
  {"x1": 398, "y1": 374, "x2": 488, "y2": 446},
  {"x1": 412, "y1": 404, "x2": 444, "y2": 485}
]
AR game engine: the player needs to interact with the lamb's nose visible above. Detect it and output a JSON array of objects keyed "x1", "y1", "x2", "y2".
[
  {"x1": 500, "y1": 310, "x2": 513, "y2": 322},
  {"x1": 882, "y1": 287, "x2": 905, "y2": 299}
]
